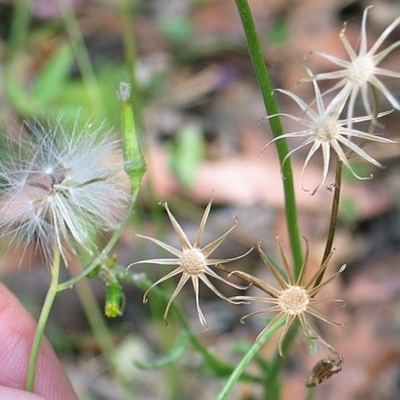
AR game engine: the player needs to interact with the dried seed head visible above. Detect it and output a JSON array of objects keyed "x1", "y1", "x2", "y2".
[
  {"x1": 306, "y1": 6, "x2": 400, "y2": 127},
  {"x1": 278, "y1": 285, "x2": 309, "y2": 315},
  {"x1": 231, "y1": 237, "x2": 345, "y2": 356},
  {"x1": 264, "y1": 68, "x2": 396, "y2": 194},
  {"x1": 305, "y1": 355, "x2": 343, "y2": 387},
  {"x1": 181, "y1": 249, "x2": 207, "y2": 275},
  {"x1": 130, "y1": 200, "x2": 252, "y2": 327}
]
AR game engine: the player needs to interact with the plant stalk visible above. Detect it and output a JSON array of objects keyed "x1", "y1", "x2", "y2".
[
  {"x1": 234, "y1": 0, "x2": 303, "y2": 276},
  {"x1": 316, "y1": 157, "x2": 342, "y2": 288},
  {"x1": 216, "y1": 317, "x2": 286, "y2": 400},
  {"x1": 26, "y1": 248, "x2": 61, "y2": 392}
]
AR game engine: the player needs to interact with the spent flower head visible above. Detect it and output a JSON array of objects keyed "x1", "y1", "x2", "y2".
[
  {"x1": 307, "y1": 6, "x2": 400, "y2": 128},
  {"x1": 265, "y1": 68, "x2": 396, "y2": 194},
  {"x1": 231, "y1": 238, "x2": 345, "y2": 356},
  {"x1": 0, "y1": 116, "x2": 130, "y2": 263},
  {"x1": 130, "y1": 200, "x2": 252, "y2": 327}
]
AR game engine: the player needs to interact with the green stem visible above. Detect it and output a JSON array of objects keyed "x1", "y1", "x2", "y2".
[
  {"x1": 58, "y1": 0, "x2": 105, "y2": 116},
  {"x1": 216, "y1": 317, "x2": 286, "y2": 400},
  {"x1": 26, "y1": 248, "x2": 61, "y2": 392},
  {"x1": 263, "y1": 322, "x2": 298, "y2": 400},
  {"x1": 233, "y1": 2, "x2": 303, "y2": 394},
  {"x1": 57, "y1": 196, "x2": 134, "y2": 290},
  {"x1": 305, "y1": 387, "x2": 315, "y2": 400},
  {"x1": 121, "y1": 2, "x2": 146, "y2": 134},
  {"x1": 234, "y1": 0, "x2": 302, "y2": 276}
]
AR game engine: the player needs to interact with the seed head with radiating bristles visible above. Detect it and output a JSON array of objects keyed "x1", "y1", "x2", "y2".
[
  {"x1": 264, "y1": 67, "x2": 396, "y2": 194},
  {"x1": 231, "y1": 237, "x2": 345, "y2": 356},
  {"x1": 0, "y1": 116, "x2": 130, "y2": 264},
  {"x1": 130, "y1": 200, "x2": 252, "y2": 327},
  {"x1": 306, "y1": 6, "x2": 400, "y2": 129}
]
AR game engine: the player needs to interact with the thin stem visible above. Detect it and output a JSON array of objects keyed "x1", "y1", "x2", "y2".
[
  {"x1": 234, "y1": 0, "x2": 303, "y2": 276},
  {"x1": 57, "y1": 207, "x2": 133, "y2": 291},
  {"x1": 317, "y1": 85, "x2": 378, "y2": 287},
  {"x1": 316, "y1": 157, "x2": 342, "y2": 288},
  {"x1": 216, "y1": 317, "x2": 286, "y2": 400},
  {"x1": 231, "y1": 3, "x2": 304, "y2": 397},
  {"x1": 319, "y1": 84, "x2": 378, "y2": 281},
  {"x1": 56, "y1": 191, "x2": 135, "y2": 289},
  {"x1": 263, "y1": 322, "x2": 298, "y2": 400},
  {"x1": 58, "y1": 0, "x2": 105, "y2": 116},
  {"x1": 26, "y1": 248, "x2": 61, "y2": 392},
  {"x1": 305, "y1": 387, "x2": 315, "y2": 400},
  {"x1": 121, "y1": 1, "x2": 146, "y2": 134}
]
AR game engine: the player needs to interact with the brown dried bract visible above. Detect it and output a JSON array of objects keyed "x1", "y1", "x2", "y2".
[{"x1": 305, "y1": 355, "x2": 343, "y2": 387}]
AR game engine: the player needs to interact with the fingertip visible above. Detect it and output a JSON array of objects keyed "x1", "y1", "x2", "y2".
[
  {"x1": 0, "y1": 386, "x2": 45, "y2": 400},
  {"x1": 0, "y1": 282, "x2": 78, "y2": 399}
]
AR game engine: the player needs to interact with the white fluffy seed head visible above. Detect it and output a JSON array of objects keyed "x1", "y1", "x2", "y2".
[{"x1": 0, "y1": 116, "x2": 131, "y2": 264}]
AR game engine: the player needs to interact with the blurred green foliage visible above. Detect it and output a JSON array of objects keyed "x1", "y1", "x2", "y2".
[{"x1": 3, "y1": 0, "x2": 131, "y2": 128}]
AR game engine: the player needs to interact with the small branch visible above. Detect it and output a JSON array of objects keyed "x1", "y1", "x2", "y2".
[{"x1": 316, "y1": 157, "x2": 342, "y2": 288}]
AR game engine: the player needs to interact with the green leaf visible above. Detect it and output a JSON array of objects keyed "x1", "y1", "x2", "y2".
[
  {"x1": 5, "y1": 73, "x2": 34, "y2": 116},
  {"x1": 5, "y1": 44, "x2": 73, "y2": 116},
  {"x1": 33, "y1": 44, "x2": 74, "y2": 107}
]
